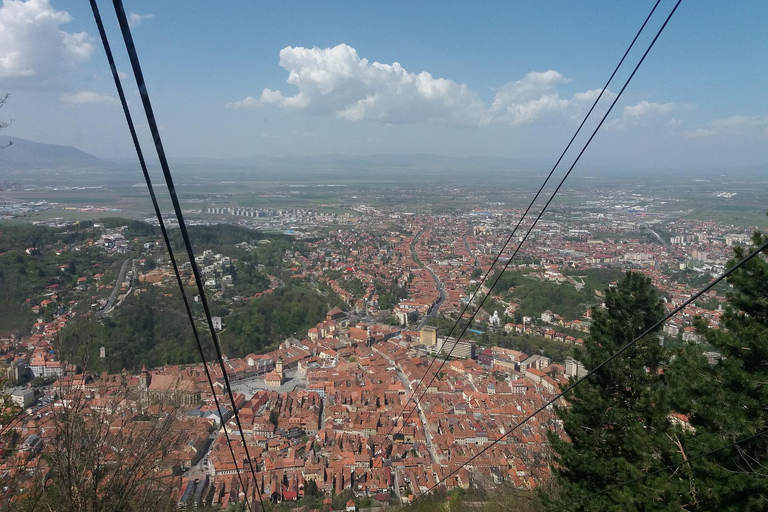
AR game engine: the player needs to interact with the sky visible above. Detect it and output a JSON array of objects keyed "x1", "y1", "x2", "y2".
[{"x1": 0, "y1": 0, "x2": 766, "y2": 170}]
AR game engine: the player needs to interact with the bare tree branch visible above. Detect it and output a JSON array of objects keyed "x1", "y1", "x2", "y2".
[{"x1": 0, "y1": 93, "x2": 13, "y2": 149}]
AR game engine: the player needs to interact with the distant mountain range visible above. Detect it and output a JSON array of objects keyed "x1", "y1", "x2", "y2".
[
  {"x1": 0, "y1": 136, "x2": 764, "y2": 180},
  {"x1": 0, "y1": 136, "x2": 545, "y2": 177},
  {"x1": 168, "y1": 153, "x2": 543, "y2": 171},
  {"x1": 0, "y1": 136, "x2": 108, "y2": 170}
]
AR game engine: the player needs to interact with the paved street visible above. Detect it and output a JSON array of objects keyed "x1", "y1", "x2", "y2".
[
  {"x1": 97, "y1": 258, "x2": 132, "y2": 317},
  {"x1": 394, "y1": 365, "x2": 440, "y2": 465}
]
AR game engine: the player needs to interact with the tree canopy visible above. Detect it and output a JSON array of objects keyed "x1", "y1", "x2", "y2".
[
  {"x1": 547, "y1": 272, "x2": 680, "y2": 510},
  {"x1": 668, "y1": 231, "x2": 768, "y2": 511}
]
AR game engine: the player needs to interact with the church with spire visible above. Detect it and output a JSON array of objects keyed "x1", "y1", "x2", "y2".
[{"x1": 136, "y1": 365, "x2": 201, "y2": 406}]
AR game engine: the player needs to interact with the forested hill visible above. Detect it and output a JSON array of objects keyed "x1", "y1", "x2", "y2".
[
  {"x1": 0, "y1": 219, "x2": 338, "y2": 372},
  {"x1": 54, "y1": 220, "x2": 338, "y2": 372},
  {"x1": 60, "y1": 282, "x2": 335, "y2": 373}
]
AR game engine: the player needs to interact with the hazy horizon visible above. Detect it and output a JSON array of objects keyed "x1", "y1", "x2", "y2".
[{"x1": 0, "y1": 0, "x2": 766, "y2": 170}]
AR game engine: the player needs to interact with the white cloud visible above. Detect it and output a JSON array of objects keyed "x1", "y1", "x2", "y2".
[
  {"x1": 128, "y1": 12, "x2": 153, "y2": 29},
  {"x1": 622, "y1": 100, "x2": 679, "y2": 120},
  {"x1": 60, "y1": 91, "x2": 118, "y2": 105},
  {"x1": 708, "y1": 115, "x2": 768, "y2": 132},
  {"x1": 605, "y1": 101, "x2": 694, "y2": 130},
  {"x1": 117, "y1": 70, "x2": 128, "y2": 80},
  {"x1": 682, "y1": 128, "x2": 718, "y2": 138},
  {"x1": 242, "y1": 44, "x2": 486, "y2": 125},
  {"x1": 229, "y1": 44, "x2": 672, "y2": 128},
  {"x1": 488, "y1": 70, "x2": 587, "y2": 124},
  {"x1": 0, "y1": 0, "x2": 93, "y2": 82},
  {"x1": 667, "y1": 117, "x2": 683, "y2": 129},
  {"x1": 225, "y1": 95, "x2": 260, "y2": 109},
  {"x1": 683, "y1": 115, "x2": 768, "y2": 139},
  {"x1": 573, "y1": 88, "x2": 613, "y2": 103}
]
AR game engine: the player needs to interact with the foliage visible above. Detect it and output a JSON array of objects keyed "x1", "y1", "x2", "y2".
[
  {"x1": 97, "y1": 217, "x2": 158, "y2": 237},
  {"x1": 426, "y1": 315, "x2": 468, "y2": 337},
  {"x1": 167, "y1": 224, "x2": 287, "y2": 252},
  {"x1": 9, "y1": 386, "x2": 181, "y2": 512},
  {"x1": 304, "y1": 479, "x2": 319, "y2": 499},
  {"x1": 341, "y1": 276, "x2": 368, "y2": 296},
  {"x1": 488, "y1": 269, "x2": 526, "y2": 293},
  {"x1": 220, "y1": 283, "x2": 332, "y2": 357},
  {"x1": 230, "y1": 260, "x2": 270, "y2": 297},
  {"x1": 30, "y1": 375, "x2": 56, "y2": 387},
  {"x1": 427, "y1": 314, "x2": 583, "y2": 362},
  {"x1": 374, "y1": 278, "x2": 407, "y2": 310},
  {"x1": 59, "y1": 287, "x2": 203, "y2": 372},
  {"x1": 478, "y1": 293, "x2": 504, "y2": 320},
  {"x1": 546, "y1": 272, "x2": 680, "y2": 510},
  {"x1": 492, "y1": 332, "x2": 583, "y2": 363},
  {"x1": 331, "y1": 489, "x2": 355, "y2": 510},
  {"x1": 669, "y1": 231, "x2": 768, "y2": 510},
  {"x1": 513, "y1": 279, "x2": 599, "y2": 320},
  {"x1": 489, "y1": 269, "x2": 600, "y2": 320},
  {"x1": 54, "y1": 224, "x2": 331, "y2": 369},
  {"x1": 563, "y1": 267, "x2": 624, "y2": 291},
  {"x1": 0, "y1": 223, "x2": 124, "y2": 332}
]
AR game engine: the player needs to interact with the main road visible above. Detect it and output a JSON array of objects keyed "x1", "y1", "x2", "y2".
[
  {"x1": 410, "y1": 228, "x2": 446, "y2": 330},
  {"x1": 646, "y1": 225, "x2": 671, "y2": 248},
  {"x1": 463, "y1": 227, "x2": 479, "y2": 268}
]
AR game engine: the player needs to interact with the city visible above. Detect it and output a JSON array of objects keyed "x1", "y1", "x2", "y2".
[
  {"x1": 1, "y1": 180, "x2": 764, "y2": 508},
  {"x1": 1, "y1": 0, "x2": 767, "y2": 510}
]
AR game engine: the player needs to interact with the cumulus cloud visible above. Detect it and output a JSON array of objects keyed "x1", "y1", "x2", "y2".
[
  {"x1": 242, "y1": 44, "x2": 486, "y2": 125},
  {"x1": 60, "y1": 91, "x2": 118, "y2": 105},
  {"x1": 488, "y1": 70, "x2": 575, "y2": 124},
  {"x1": 229, "y1": 44, "x2": 679, "y2": 129},
  {"x1": 683, "y1": 115, "x2": 768, "y2": 139},
  {"x1": 605, "y1": 101, "x2": 694, "y2": 130},
  {"x1": 128, "y1": 12, "x2": 153, "y2": 29},
  {"x1": 0, "y1": 0, "x2": 93, "y2": 82},
  {"x1": 229, "y1": 44, "x2": 610, "y2": 126},
  {"x1": 623, "y1": 100, "x2": 679, "y2": 119}
]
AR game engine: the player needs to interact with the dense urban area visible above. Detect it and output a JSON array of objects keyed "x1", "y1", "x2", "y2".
[
  {"x1": 2, "y1": 174, "x2": 765, "y2": 510},
  {"x1": 2, "y1": 0, "x2": 767, "y2": 509}
]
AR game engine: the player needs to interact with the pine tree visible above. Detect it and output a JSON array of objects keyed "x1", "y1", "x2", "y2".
[
  {"x1": 669, "y1": 231, "x2": 768, "y2": 511},
  {"x1": 546, "y1": 271, "x2": 679, "y2": 510}
]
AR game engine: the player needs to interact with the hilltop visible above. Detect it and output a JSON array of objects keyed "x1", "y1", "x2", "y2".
[{"x1": 0, "y1": 136, "x2": 108, "y2": 170}]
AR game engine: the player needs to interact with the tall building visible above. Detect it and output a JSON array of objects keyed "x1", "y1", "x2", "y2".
[
  {"x1": 435, "y1": 337, "x2": 476, "y2": 360},
  {"x1": 420, "y1": 326, "x2": 437, "y2": 346},
  {"x1": 565, "y1": 357, "x2": 586, "y2": 378}
]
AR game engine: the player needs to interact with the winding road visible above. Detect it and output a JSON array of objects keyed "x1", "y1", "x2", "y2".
[{"x1": 97, "y1": 258, "x2": 133, "y2": 317}]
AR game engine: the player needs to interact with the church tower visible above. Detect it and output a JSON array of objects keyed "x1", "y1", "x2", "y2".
[
  {"x1": 139, "y1": 366, "x2": 151, "y2": 390},
  {"x1": 276, "y1": 356, "x2": 284, "y2": 382}
]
